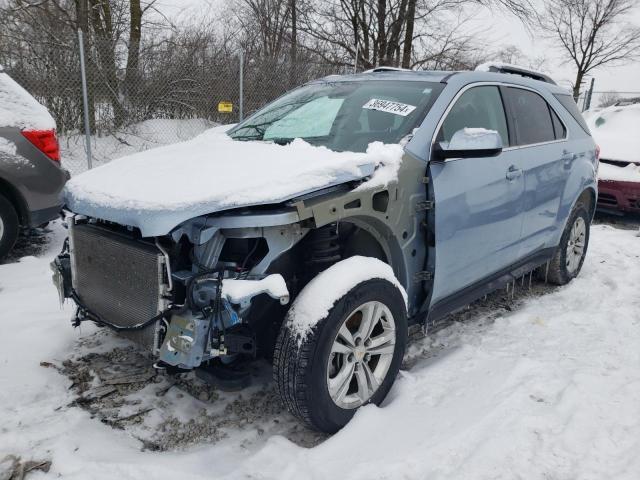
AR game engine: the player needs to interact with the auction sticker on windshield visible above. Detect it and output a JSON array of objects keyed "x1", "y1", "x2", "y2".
[{"x1": 362, "y1": 98, "x2": 416, "y2": 116}]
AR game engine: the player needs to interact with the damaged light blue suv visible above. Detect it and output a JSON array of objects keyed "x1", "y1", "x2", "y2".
[{"x1": 52, "y1": 64, "x2": 598, "y2": 433}]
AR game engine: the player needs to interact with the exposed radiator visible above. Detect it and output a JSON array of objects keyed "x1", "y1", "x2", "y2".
[{"x1": 70, "y1": 222, "x2": 168, "y2": 351}]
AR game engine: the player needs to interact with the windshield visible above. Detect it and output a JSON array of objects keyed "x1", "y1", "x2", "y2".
[{"x1": 228, "y1": 80, "x2": 443, "y2": 153}]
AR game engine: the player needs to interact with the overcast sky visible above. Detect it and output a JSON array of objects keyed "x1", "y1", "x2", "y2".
[{"x1": 155, "y1": 0, "x2": 640, "y2": 102}]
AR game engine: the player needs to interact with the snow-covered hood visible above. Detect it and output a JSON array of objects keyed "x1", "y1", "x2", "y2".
[
  {"x1": 64, "y1": 128, "x2": 404, "y2": 236},
  {"x1": 0, "y1": 66, "x2": 56, "y2": 130},
  {"x1": 585, "y1": 103, "x2": 640, "y2": 163}
]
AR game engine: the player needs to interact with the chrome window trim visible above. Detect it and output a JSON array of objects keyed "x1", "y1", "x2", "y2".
[{"x1": 430, "y1": 81, "x2": 570, "y2": 162}]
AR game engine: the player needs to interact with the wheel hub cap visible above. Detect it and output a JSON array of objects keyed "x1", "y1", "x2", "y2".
[
  {"x1": 566, "y1": 216, "x2": 586, "y2": 274},
  {"x1": 326, "y1": 300, "x2": 396, "y2": 409}
]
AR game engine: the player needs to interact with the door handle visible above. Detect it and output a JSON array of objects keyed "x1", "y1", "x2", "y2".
[
  {"x1": 505, "y1": 165, "x2": 522, "y2": 181},
  {"x1": 563, "y1": 154, "x2": 577, "y2": 170}
]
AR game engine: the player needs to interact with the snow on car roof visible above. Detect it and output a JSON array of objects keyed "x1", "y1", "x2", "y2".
[
  {"x1": 0, "y1": 65, "x2": 55, "y2": 131},
  {"x1": 584, "y1": 103, "x2": 640, "y2": 163},
  {"x1": 64, "y1": 128, "x2": 404, "y2": 236}
]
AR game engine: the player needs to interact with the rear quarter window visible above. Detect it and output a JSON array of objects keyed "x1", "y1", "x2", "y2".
[{"x1": 553, "y1": 93, "x2": 591, "y2": 135}]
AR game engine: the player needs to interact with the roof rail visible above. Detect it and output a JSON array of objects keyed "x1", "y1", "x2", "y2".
[
  {"x1": 364, "y1": 66, "x2": 412, "y2": 73},
  {"x1": 475, "y1": 62, "x2": 557, "y2": 85}
]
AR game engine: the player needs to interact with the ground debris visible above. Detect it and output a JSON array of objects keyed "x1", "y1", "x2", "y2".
[
  {"x1": 51, "y1": 336, "x2": 327, "y2": 452},
  {"x1": 0, "y1": 455, "x2": 51, "y2": 480}
]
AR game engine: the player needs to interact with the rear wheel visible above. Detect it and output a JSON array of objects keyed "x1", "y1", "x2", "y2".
[
  {"x1": 0, "y1": 194, "x2": 19, "y2": 261},
  {"x1": 546, "y1": 203, "x2": 590, "y2": 285},
  {"x1": 274, "y1": 277, "x2": 407, "y2": 433}
]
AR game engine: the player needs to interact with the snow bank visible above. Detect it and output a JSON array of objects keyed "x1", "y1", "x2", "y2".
[
  {"x1": 599, "y1": 162, "x2": 640, "y2": 183},
  {"x1": 64, "y1": 129, "x2": 402, "y2": 236},
  {"x1": 286, "y1": 256, "x2": 407, "y2": 343},
  {"x1": 0, "y1": 67, "x2": 55, "y2": 130},
  {"x1": 585, "y1": 103, "x2": 640, "y2": 163}
]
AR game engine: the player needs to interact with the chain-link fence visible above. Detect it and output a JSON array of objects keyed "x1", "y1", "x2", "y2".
[
  {"x1": 576, "y1": 89, "x2": 640, "y2": 112},
  {"x1": 5, "y1": 32, "x2": 347, "y2": 175}
]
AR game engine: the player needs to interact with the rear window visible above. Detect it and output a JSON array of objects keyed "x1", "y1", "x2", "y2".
[
  {"x1": 504, "y1": 87, "x2": 555, "y2": 145},
  {"x1": 553, "y1": 93, "x2": 591, "y2": 135}
]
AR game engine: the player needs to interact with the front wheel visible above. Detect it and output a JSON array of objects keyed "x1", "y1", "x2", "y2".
[
  {"x1": 274, "y1": 271, "x2": 407, "y2": 433},
  {"x1": 546, "y1": 203, "x2": 590, "y2": 285}
]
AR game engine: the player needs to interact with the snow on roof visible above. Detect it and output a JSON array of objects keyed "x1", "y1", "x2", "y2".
[
  {"x1": 64, "y1": 128, "x2": 404, "y2": 236},
  {"x1": 585, "y1": 103, "x2": 640, "y2": 163},
  {"x1": 0, "y1": 67, "x2": 55, "y2": 130}
]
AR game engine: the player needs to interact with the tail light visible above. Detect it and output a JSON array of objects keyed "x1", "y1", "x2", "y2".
[{"x1": 21, "y1": 129, "x2": 60, "y2": 162}]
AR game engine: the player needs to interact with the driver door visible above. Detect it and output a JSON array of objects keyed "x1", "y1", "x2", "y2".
[{"x1": 429, "y1": 85, "x2": 525, "y2": 305}]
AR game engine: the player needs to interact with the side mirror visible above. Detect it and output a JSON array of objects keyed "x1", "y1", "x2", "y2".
[{"x1": 432, "y1": 128, "x2": 503, "y2": 161}]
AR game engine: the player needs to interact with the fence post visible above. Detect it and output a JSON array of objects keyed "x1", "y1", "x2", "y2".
[
  {"x1": 585, "y1": 78, "x2": 595, "y2": 111},
  {"x1": 77, "y1": 29, "x2": 93, "y2": 170},
  {"x1": 239, "y1": 50, "x2": 244, "y2": 123}
]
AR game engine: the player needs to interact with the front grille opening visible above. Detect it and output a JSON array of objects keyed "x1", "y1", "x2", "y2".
[
  {"x1": 71, "y1": 223, "x2": 167, "y2": 351},
  {"x1": 598, "y1": 193, "x2": 618, "y2": 206}
]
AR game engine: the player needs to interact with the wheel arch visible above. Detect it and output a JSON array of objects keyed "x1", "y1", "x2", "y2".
[{"x1": 0, "y1": 176, "x2": 29, "y2": 226}]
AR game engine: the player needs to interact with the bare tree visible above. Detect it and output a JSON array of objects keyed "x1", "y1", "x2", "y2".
[{"x1": 540, "y1": 0, "x2": 640, "y2": 100}]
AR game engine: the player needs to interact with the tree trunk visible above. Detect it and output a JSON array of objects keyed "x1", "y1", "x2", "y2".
[
  {"x1": 289, "y1": 0, "x2": 297, "y2": 87},
  {"x1": 125, "y1": 0, "x2": 142, "y2": 98},
  {"x1": 573, "y1": 70, "x2": 584, "y2": 102},
  {"x1": 401, "y1": 0, "x2": 416, "y2": 68},
  {"x1": 376, "y1": 0, "x2": 387, "y2": 66},
  {"x1": 89, "y1": 0, "x2": 126, "y2": 129}
]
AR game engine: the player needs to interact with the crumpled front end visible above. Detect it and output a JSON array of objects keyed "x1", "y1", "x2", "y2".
[{"x1": 52, "y1": 214, "x2": 297, "y2": 371}]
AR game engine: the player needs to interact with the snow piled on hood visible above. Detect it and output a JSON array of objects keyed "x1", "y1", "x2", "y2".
[
  {"x1": 0, "y1": 67, "x2": 55, "y2": 130},
  {"x1": 285, "y1": 256, "x2": 408, "y2": 344},
  {"x1": 64, "y1": 128, "x2": 404, "y2": 236},
  {"x1": 585, "y1": 103, "x2": 640, "y2": 163},
  {"x1": 599, "y1": 162, "x2": 640, "y2": 183}
]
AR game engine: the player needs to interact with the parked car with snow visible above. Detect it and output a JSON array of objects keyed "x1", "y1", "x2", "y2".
[
  {"x1": 52, "y1": 65, "x2": 598, "y2": 433},
  {"x1": 0, "y1": 66, "x2": 68, "y2": 259},
  {"x1": 585, "y1": 100, "x2": 640, "y2": 214}
]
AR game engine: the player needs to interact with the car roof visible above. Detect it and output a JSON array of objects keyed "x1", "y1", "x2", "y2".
[{"x1": 311, "y1": 69, "x2": 571, "y2": 96}]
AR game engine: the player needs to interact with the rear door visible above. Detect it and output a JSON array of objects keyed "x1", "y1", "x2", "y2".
[
  {"x1": 501, "y1": 86, "x2": 569, "y2": 254},
  {"x1": 429, "y1": 84, "x2": 525, "y2": 305}
]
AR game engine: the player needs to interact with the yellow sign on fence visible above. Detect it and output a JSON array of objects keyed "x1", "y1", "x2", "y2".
[{"x1": 218, "y1": 101, "x2": 233, "y2": 113}]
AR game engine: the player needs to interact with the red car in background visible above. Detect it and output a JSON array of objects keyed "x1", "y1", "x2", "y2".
[{"x1": 585, "y1": 99, "x2": 640, "y2": 215}]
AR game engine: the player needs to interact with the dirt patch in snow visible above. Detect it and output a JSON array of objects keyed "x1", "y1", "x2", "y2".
[{"x1": 50, "y1": 332, "x2": 327, "y2": 452}]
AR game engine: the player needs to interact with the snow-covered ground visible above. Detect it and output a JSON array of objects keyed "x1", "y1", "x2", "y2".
[{"x1": 1, "y1": 222, "x2": 639, "y2": 479}]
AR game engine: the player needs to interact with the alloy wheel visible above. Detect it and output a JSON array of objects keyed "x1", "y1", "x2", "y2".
[
  {"x1": 566, "y1": 216, "x2": 586, "y2": 274},
  {"x1": 326, "y1": 300, "x2": 396, "y2": 409}
]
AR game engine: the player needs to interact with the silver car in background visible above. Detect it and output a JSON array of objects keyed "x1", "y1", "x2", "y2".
[{"x1": 0, "y1": 66, "x2": 68, "y2": 259}]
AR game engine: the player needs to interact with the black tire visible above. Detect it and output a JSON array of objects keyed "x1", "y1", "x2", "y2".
[
  {"x1": 545, "y1": 203, "x2": 590, "y2": 285},
  {"x1": 273, "y1": 278, "x2": 407, "y2": 433},
  {"x1": 0, "y1": 194, "x2": 19, "y2": 261}
]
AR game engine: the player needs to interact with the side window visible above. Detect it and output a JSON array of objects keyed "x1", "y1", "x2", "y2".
[
  {"x1": 504, "y1": 88, "x2": 556, "y2": 145},
  {"x1": 550, "y1": 107, "x2": 567, "y2": 140},
  {"x1": 439, "y1": 86, "x2": 509, "y2": 147}
]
